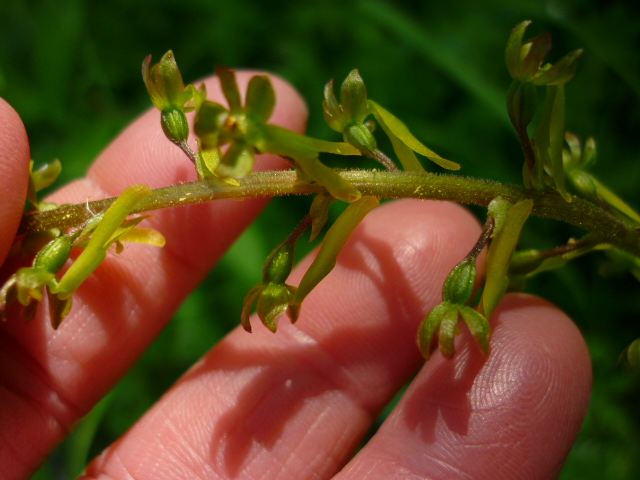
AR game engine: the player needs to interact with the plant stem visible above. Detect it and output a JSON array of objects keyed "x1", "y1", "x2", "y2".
[{"x1": 19, "y1": 170, "x2": 640, "y2": 257}]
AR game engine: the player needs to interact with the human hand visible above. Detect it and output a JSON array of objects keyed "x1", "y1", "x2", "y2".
[{"x1": 0, "y1": 73, "x2": 591, "y2": 480}]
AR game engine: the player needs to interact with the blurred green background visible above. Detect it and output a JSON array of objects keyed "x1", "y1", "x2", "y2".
[{"x1": 1, "y1": 0, "x2": 640, "y2": 478}]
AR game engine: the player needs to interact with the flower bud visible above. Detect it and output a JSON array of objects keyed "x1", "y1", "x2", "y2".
[
  {"x1": 264, "y1": 241, "x2": 296, "y2": 285},
  {"x1": 339, "y1": 70, "x2": 369, "y2": 123},
  {"x1": 33, "y1": 236, "x2": 72, "y2": 274},
  {"x1": 442, "y1": 258, "x2": 477, "y2": 305},
  {"x1": 343, "y1": 122, "x2": 378, "y2": 156},
  {"x1": 161, "y1": 107, "x2": 190, "y2": 146},
  {"x1": 142, "y1": 51, "x2": 192, "y2": 111},
  {"x1": 507, "y1": 81, "x2": 537, "y2": 133}
]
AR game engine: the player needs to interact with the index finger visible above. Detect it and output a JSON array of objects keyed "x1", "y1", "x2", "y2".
[{"x1": 0, "y1": 71, "x2": 307, "y2": 480}]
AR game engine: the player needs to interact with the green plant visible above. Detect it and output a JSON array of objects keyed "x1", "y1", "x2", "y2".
[
  {"x1": 4, "y1": 22, "x2": 639, "y2": 366},
  {"x1": 1, "y1": 17, "x2": 639, "y2": 479}
]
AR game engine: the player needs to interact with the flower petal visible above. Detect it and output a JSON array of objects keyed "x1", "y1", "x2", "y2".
[
  {"x1": 369, "y1": 100, "x2": 460, "y2": 171},
  {"x1": 245, "y1": 75, "x2": 276, "y2": 123}
]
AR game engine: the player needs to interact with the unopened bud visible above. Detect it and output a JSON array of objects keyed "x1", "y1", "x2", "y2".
[
  {"x1": 161, "y1": 107, "x2": 190, "y2": 145},
  {"x1": 33, "y1": 236, "x2": 72, "y2": 274},
  {"x1": 442, "y1": 258, "x2": 477, "y2": 305}
]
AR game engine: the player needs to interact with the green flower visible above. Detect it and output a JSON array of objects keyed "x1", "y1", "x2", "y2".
[
  {"x1": 194, "y1": 68, "x2": 362, "y2": 202},
  {"x1": 563, "y1": 134, "x2": 640, "y2": 225},
  {"x1": 194, "y1": 68, "x2": 275, "y2": 178},
  {"x1": 242, "y1": 238, "x2": 298, "y2": 333},
  {"x1": 26, "y1": 159, "x2": 62, "y2": 211},
  {"x1": 323, "y1": 70, "x2": 379, "y2": 159},
  {"x1": 417, "y1": 238, "x2": 491, "y2": 360},
  {"x1": 417, "y1": 302, "x2": 490, "y2": 360},
  {"x1": 1, "y1": 236, "x2": 73, "y2": 326},
  {"x1": 142, "y1": 51, "x2": 193, "y2": 111},
  {"x1": 506, "y1": 21, "x2": 582, "y2": 86},
  {"x1": 143, "y1": 51, "x2": 194, "y2": 147},
  {"x1": 323, "y1": 69, "x2": 460, "y2": 172},
  {"x1": 1, "y1": 184, "x2": 165, "y2": 329},
  {"x1": 505, "y1": 21, "x2": 582, "y2": 195}
]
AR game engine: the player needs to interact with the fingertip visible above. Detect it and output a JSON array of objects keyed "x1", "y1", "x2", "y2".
[
  {"x1": 492, "y1": 293, "x2": 592, "y2": 390},
  {"x1": 0, "y1": 98, "x2": 30, "y2": 263},
  {"x1": 489, "y1": 293, "x2": 593, "y2": 440},
  {"x1": 468, "y1": 293, "x2": 592, "y2": 478},
  {"x1": 345, "y1": 292, "x2": 592, "y2": 480},
  {"x1": 485, "y1": 293, "x2": 593, "y2": 425}
]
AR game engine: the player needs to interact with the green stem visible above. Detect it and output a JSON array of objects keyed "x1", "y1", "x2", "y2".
[{"x1": 19, "y1": 170, "x2": 640, "y2": 257}]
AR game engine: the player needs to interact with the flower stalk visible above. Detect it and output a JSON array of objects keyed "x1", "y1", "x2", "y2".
[{"x1": 18, "y1": 170, "x2": 640, "y2": 258}]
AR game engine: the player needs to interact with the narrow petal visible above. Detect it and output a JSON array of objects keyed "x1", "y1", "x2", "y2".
[
  {"x1": 216, "y1": 67, "x2": 242, "y2": 112},
  {"x1": 506, "y1": 20, "x2": 532, "y2": 79},
  {"x1": 245, "y1": 75, "x2": 276, "y2": 123},
  {"x1": 323, "y1": 79, "x2": 348, "y2": 132},
  {"x1": 340, "y1": 69, "x2": 369, "y2": 122},
  {"x1": 459, "y1": 305, "x2": 491, "y2": 355},
  {"x1": 369, "y1": 100, "x2": 460, "y2": 170},
  {"x1": 417, "y1": 302, "x2": 450, "y2": 360}
]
